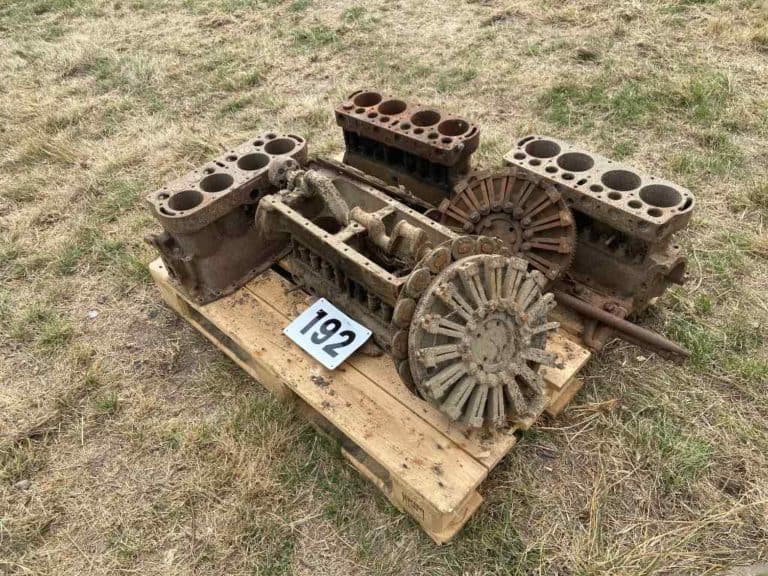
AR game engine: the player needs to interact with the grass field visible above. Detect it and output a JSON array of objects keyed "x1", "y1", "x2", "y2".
[{"x1": 1, "y1": 0, "x2": 767, "y2": 574}]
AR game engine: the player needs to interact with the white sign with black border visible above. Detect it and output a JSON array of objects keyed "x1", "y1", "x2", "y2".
[{"x1": 283, "y1": 298, "x2": 372, "y2": 370}]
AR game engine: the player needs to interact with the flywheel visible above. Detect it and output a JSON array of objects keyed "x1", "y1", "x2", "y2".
[
  {"x1": 406, "y1": 252, "x2": 560, "y2": 429},
  {"x1": 437, "y1": 167, "x2": 576, "y2": 282}
]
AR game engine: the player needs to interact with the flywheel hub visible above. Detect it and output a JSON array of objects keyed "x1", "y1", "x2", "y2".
[
  {"x1": 407, "y1": 252, "x2": 560, "y2": 429},
  {"x1": 438, "y1": 167, "x2": 577, "y2": 282}
]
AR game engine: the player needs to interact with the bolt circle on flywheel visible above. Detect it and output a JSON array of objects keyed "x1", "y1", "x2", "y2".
[
  {"x1": 407, "y1": 253, "x2": 560, "y2": 429},
  {"x1": 438, "y1": 167, "x2": 576, "y2": 282}
]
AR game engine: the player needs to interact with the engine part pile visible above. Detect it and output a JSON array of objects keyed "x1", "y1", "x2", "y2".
[
  {"x1": 256, "y1": 158, "x2": 558, "y2": 429},
  {"x1": 146, "y1": 89, "x2": 696, "y2": 430}
]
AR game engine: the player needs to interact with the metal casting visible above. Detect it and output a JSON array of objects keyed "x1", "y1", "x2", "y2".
[
  {"x1": 144, "y1": 132, "x2": 308, "y2": 303},
  {"x1": 335, "y1": 90, "x2": 479, "y2": 205},
  {"x1": 435, "y1": 167, "x2": 577, "y2": 282},
  {"x1": 504, "y1": 135, "x2": 693, "y2": 317},
  {"x1": 251, "y1": 158, "x2": 559, "y2": 429}
]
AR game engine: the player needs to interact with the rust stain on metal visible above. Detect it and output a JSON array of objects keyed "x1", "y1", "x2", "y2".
[{"x1": 144, "y1": 132, "x2": 308, "y2": 303}]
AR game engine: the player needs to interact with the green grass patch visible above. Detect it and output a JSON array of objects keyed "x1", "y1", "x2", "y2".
[
  {"x1": 288, "y1": 0, "x2": 310, "y2": 12},
  {"x1": 667, "y1": 316, "x2": 720, "y2": 367},
  {"x1": 43, "y1": 106, "x2": 89, "y2": 135},
  {"x1": 106, "y1": 525, "x2": 143, "y2": 562},
  {"x1": 9, "y1": 301, "x2": 73, "y2": 353},
  {"x1": 436, "y1": 67, "x2": 479, "y2": 94},
  {"x1": 218, "y1": 94, "x2": 256, "y2": 117},
  {"x1": 667, "y1": 307, "x2": 764, "y2": 376},
  {"x1": 224, "y1": 391, "x2": 295, "y2": 442},
  {"x1": 341, "y1": 6, "x2": 366, "y2": 22},
  {"x1": 432, "y1": 496, "x2": 539, "y2": 574},
  {"x1": 291, "y1": 25, "x2": 339, "y2": 51},
  {"x1": 87, "y1": 178, "x2": 143, "y2": 222},
  {"x1": 746, "y1": 182, "x2": 768, "y2": 212},
  {"x1": 235, "y1": 508, "x2": 296, "y2": 574},
  {"x1": 56, "y1": 226, "x2": 150, "y2": 284},
  {"x1": 661, "y1": 0, "x2": 718, "y2": 15},
  {"x1": 695, "y1": 232, "x2": 752, "y2": 285},
  {"x1": 0, "y1": 445, "x2": 48, "y2": 484},
  {"x1": 0, "y1": 238, "x2": 25, "y2": 280},
  {"x1": 624, "y1": 412, "x2": 713, "y2": 491},
  {"x1": 540, "y1": 70, "x2": 731, "y2": 132},
  {"x1": 693, "y1": 294, "x2": 713, "y2": 315},
  {"x1": 193, "y1": 49, "x2": 266, "y2": 93},
  {"x1": 669, "y1": 128, "x2": 743, "y2": 179},
  {"x1": 63, "y1": 50, "x2": 166, "y2": 111},
  {"x1": 723, "y1": 320, "x2": 764, "y2": 354},
  {"x1": 611, "y1": 140, "x2": 637, "y2": 159},
  {"x1": 672, "y1": 74, "x2": 731, "y2": 123},
  {"x1": 723, "y1": 356, "x2": 768, "y2": 382},
  {"x1": 752, "y1": 29, "x2": 768, "y2": 52},
  {"x1": 92, "y1": 392, "x2": 120, "y2": 417},
  {"x1": 0, "y1": 0, "x2": 96, "y2": 25}
]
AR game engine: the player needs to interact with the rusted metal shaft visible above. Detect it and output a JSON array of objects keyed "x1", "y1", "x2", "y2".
[{"x1": 554, "y1": 291, "x2": 690, "y2": 362}]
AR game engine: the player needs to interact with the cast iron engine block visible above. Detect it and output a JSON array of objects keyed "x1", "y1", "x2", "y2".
[
  {"x1": 144, "y1": 132, "x2": 307, "y2": 303},
  {"x1": 502, "y1": 136, "x2": 694, "y2": 347},
  {"x1": 335, "y1": 90, "x2": 479, "y2": 206}
]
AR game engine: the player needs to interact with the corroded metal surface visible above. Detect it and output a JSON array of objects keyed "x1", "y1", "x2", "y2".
[
  {"x1": 251, "y1": 161, "x2": 558, "y2": 429},
  {"x1": 554, "y1": 291, "x2": 689, "y2": 361},
  {"x1": 437, "y1": 167, "x2": 576, "y2": 283},
  {"x1": 336, "y1": 90, "x2": 479, "y2": 204},
  {"x1": 144, "y1": 132, "x2": 307, "y2": 303},
  {"x1": 407, "y1": 251, "x2": 559, "y2": 429},
  {"x1": 503, "y1": 135, "x2": 694, "y2": 324},
  {"x1": 505, "y1": 135, "x2": 694, "y2": 242},
  {"x1": 143, "y1": 105, "x2": 696, "y2": 434}
]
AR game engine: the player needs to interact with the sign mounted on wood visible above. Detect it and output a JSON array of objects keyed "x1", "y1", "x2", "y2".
[{"x1": 284, "y1": 298, "x2": 372, "y2": 370}]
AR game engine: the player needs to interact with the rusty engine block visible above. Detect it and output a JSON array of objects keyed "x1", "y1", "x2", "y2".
[
  {"x1": 144, "y1": 132, "x2": 307, "y2": 303},
  {"x1": 335, "y1": 90, "x2": 479, "y2": 206},
  {"x1": 503, "y1": 136, "x2": 693, "y2": 316}
]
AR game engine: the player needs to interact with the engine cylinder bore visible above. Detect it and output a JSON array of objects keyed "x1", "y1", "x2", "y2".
[
  {"x1": 525, "y1": 139, "x2": 561, "y2": 158},
  {"x1": 408, "y1": 253, "x2": 559, "y2": 429},
  {"x1": 639, "y1": 184, "x2": 682, "y2": 208}
]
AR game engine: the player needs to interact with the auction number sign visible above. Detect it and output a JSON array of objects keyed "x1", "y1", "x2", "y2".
[{"x1": 283, "y1": 298, "x2": 372, "y2": 370}]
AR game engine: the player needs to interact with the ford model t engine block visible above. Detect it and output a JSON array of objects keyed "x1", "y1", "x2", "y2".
[{"x1": 145, "y1": 132, "x2": 307, "y2": 303}]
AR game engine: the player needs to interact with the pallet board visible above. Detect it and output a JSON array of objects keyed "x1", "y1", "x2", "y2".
[{"x1": 150, "y1": 258, "x2": 590, "y2": 543}]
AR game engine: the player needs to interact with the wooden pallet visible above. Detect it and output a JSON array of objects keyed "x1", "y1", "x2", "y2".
[{"x1": 149, "y1": 258, "x2": 590, "y2": 543}]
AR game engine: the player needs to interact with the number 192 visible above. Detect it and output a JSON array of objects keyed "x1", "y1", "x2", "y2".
[{"x1": 299, "y1": 309, "x2": 356, "y2": 357}]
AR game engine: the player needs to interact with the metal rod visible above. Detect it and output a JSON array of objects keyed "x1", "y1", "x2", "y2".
[{"x1": 554, "y1": 291, "x2": 690, "y2": 362}]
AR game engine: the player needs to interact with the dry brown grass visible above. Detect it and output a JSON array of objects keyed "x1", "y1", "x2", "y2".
[{"x1": 1, "y1": 0, "x2": 767, "y2": 574}]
